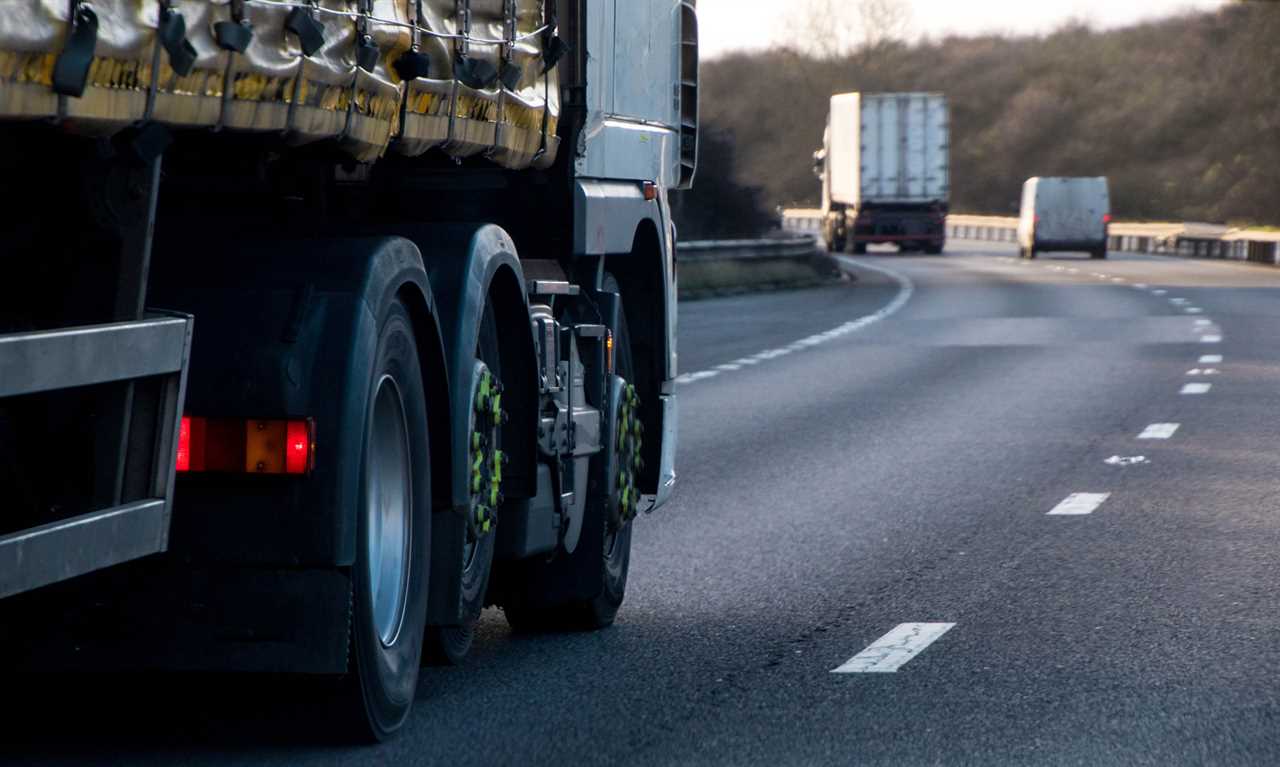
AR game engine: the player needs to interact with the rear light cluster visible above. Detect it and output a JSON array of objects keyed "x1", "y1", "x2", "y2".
[
  {"x1": 1102, "y1": 214, "x2": 1113, "y2": 224},
  {"x1": 177, "y1": 416, "x2": 314, "y2": 475}
]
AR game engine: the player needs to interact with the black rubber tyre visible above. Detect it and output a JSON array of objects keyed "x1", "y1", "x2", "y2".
[
  {"x1": 852, "y1": 242, "x2": 868, "y2": 255},
  {"x1": 338, "y1": 298, "x2": 432, "y2": 743},
  {"x1": 1091, "y1": 248, "x2": 1107, "y2": 259},
  {"x1": 424, "y1": 302, "x2": 501, "y2": 666},
  {"x1": 924, "y1": 242, "x2": 944, "y2": 255},
  {"x1": 1027, "y1": 247, "x2": 1037, "y2": 260},
  {"x1": 503, "y1": 275, "x2": 636, "y2": 632}
]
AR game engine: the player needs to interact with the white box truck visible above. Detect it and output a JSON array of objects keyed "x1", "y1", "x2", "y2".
[
  {"x1": 0, "y1": 0, "x2": 697, "y2": 742},
  {"x1": 1017, "y1": 177, "x2": 1112, "y2": 259},
  {"x1": 815, "y1": 92, "x2": 949, "y2": 254}
]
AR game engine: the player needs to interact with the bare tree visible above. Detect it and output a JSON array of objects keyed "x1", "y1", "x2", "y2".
[{"x1": 781, "y1": 0, "x2": 912, "y2": 59}]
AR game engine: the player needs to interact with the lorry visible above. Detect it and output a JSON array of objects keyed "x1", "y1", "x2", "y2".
[
  {"x1": 0, "y1": 0, "x2": 697, "y2": 741},
  {"x1": 814, "y1": 92, "x2": 949, "y2": 254},
  {"x1": 1017, "y1": 176, "x2": 1111, "y2": 259}
]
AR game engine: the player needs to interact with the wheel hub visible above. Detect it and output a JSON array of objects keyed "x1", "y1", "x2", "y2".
[
  {"x1": 612, "y1": 382, "x2": 643, "y2": 529},
  {"x1": 468, "y1": 364, "x2": 505, "y2": 545}
]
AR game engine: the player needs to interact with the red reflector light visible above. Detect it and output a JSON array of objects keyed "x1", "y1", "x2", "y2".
[
  {"x1": 175, "y1": 416, "x2": 313, "y2": 475},
  {"x1": 286, "y1": 419, "x2": 312, "y2": 474},
  {"x1": 176, "y1": 416, "x2": 192, "y2": 472},
  {"x1": 1103, "y1": 213, "x2": 1112, "y2": 224}
]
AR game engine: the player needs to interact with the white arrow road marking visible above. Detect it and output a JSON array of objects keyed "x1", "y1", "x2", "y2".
[
  {"x1": 1199, "y1": 354, "x2": 1223, "y2": 364},
  {"x1": 1181, "y1": 382, "x2": 1212, "y2": 394},
  {"x1": 1138, "y1": 423, "x2": 1179, "y2": 439},
  {"x1": 1047, "y1": 492, "x2": 1111, "y2": 515},
  {"x1": 831, "y1": 623, "x2": 956, "y2": 674},
  {"x1": 1105, "y1": 455, "x2": 1149, "y2": 466}
]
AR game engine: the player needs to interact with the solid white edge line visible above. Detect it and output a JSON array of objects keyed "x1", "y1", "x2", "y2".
[
  {"x1": 678, "y1": 259, "x2": 914, "y2": 387},
  {"x1": 831, "y1": 623, "x2": 956, "y2": 674},
  {"x1": 1047, "y1": 492, "x2": 1111, "y2": 516},
  {"x1": 1138, "y1": 423, "x2": 1179, "y2": 439}
]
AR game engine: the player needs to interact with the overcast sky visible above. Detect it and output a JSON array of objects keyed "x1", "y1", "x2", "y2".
[{"x1": 697, "y1": 0, "x2": 1228, "y2": 58}]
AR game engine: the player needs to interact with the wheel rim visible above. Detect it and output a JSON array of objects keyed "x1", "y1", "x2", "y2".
[
  {"x1": 606, "y1": 381, "x2": 642, "y2": 559},
  {"x1": 465, "y1": 361, "x2": 503, "y2": 570},
  {"x1": 366, "y1": 374, "x2": 413, "y2": 647}
]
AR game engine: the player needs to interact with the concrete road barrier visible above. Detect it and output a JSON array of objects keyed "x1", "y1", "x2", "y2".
[{"x1": 779, "y1": 209, "x2": 1280, "y2": 265}]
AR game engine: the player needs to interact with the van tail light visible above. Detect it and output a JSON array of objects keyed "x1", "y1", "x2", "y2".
[
  {"x1": 1034, "y1": 215, "x2": 1040, "y2": 224},
  {"x1": 1102, "y1": 214, "x2": 1112, "y2": 224},
  {"x1": 176, "y1": 416, "x2": 314, "y2": 475}
]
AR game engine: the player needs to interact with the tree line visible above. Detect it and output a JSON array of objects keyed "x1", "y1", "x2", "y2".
[{"x1": 672, "y1": 2, "x2": 1280, "y2": 239}]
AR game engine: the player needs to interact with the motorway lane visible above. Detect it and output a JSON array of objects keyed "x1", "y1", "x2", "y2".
[{"x1": 11, "y1": 240, "x2": 1280, "y2": 765}]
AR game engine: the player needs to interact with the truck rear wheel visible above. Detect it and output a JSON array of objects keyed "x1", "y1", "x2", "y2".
[
  {"x1": 852, "y1": 242, "x2": 867, "y2": 255},
  {"x1": 337, "y1": 297, "x2": 432, "y2": 742},
  {"x1": 425, "y1": 302, "x2": 502, "y2": 666}
]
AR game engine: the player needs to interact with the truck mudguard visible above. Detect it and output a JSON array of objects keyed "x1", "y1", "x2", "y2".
[{"x1": 149, "y1": 235, "x2": 451, "y2": 569}]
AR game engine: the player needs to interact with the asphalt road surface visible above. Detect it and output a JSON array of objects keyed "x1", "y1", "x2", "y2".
[{"x1": 11, "y1": 240, "x2": 1280, "y2": 765}]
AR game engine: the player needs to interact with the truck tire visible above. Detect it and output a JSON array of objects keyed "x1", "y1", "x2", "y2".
[
  {"x1": 1091, "y1": 248, "x2": 1107, "y2": 260},
  {"x1": 424, "y1": 302, "x2": 501, "y2": 665},
  {"x1": 924, "y1": 242, "x2": 944, "y2": 255},
  {"x1": 852, "y1": 242, "x2": 867, "y2": 255},
  {"x1": 503, "y1": 275, "x2": 636, "y2": 631},
  {"x1": 338, "y1": 297, "x2": 433, "y2": 742}
]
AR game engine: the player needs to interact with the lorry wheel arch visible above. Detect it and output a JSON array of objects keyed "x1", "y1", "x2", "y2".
[{"x1": 607, "y1": 219, "x2": 669, "y2": 494}]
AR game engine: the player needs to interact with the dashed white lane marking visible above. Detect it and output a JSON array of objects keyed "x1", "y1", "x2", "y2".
[
  {"x1": 1199, "y1": 354, "x2": 1223, "y2": 364},
  {"x1": 1134, "y1": 283, "x2": 1149, "y2": 289},
  {"x1": 1105, "y1": 455, "x2": 1148, "y2": 466},
  {"x1": 1138, "y1": 423, "x2": 1180, "y2": 439},
  {"x1": 1047, "y1": 492, "x2": 1111, "y2": 516},
  {"x1": 1152, "y1": 289, "x2": 1168, "y2": 295},
  {"x1": 1066, "y1": 268, "x2": 1079, "y2": 273},
  {"x1": 679, "y1": 370, "x2": 719, "y2": 383},
  {"x1": 1169, "y1": 297, "x2": 1189, "y2": 305},
  {"x1": 1194, "y1": 319, "x2": 1212, "y2": 326},
  {"x1": 1181, "y1": 382, "x2": 1212, "y2": 394},
  {"x1": 1111, "y1": 277, "x2": 1125, "y2": 283},
  {"x1": 676, "y1": 259, "x2": 914, "y2": 386},
  {"x1": 1184, "y1": 307, "x2": 1204, "y2": 314},
  {"x1": 1186, "y1": 368, "x2": 1220, "y2": 376},
  {"x1": 1201, "y1": 335, "x2": 1222, "y2": 344},
  {"x1": 831, "y1": 623, "x2": 955, "y2": 674}
]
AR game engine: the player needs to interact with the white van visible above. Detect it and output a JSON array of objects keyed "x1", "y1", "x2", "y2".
[{"x1": 1017, "y1": 177, "x2": 1111, "y2": 259}]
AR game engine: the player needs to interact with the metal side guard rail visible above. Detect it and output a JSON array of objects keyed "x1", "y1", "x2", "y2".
[{"x1": 0, "y1": 312, "x2": 194, "y2": 599}]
